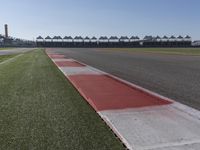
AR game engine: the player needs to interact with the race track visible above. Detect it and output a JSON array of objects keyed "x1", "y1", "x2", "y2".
[{"x1": 48, "y1": 48, "x2": 200, "y2": 110}]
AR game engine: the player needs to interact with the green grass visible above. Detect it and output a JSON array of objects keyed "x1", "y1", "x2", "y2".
[
  {"x1": 107, "y1": 48, "x2": 200, "y2": 55},
  {"x1": 0, "y1": 48, "x2": 13, "y2": 50},
  {"x1": 0, "y1": 54, "x2": 17, "y2": 63},
  {"x1": 0, "y1": 49, "x2": 124, "y2": 150}
]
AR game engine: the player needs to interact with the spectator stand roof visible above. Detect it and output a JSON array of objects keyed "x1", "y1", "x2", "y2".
[
  {"x1": 169, "y1": 35, "x2": 176, "y2": 41},
  {"x1": 36, "y1": 36, "x2": 44, "y2": 41},
  {"x1": 177, "y1": 35, "x2": 184, "y2": 41},
  {"x1": 99, "y1": 36, "x2": 109, "y2": 43},
  {"x1": 52, "y1": 36, "x2": 62, "y2": 42},
  {"x1": 155, "y1": 36, "x2": 161, "y2": 42},
  {"x1": 184, "y1": 35, "x2": 192, "y2": 41},
  {"x1": 162, "y1": 36, "x2": 168, "y2": 42},
  {"x1": 109, "y1": 36, "x2": 119, "y2": 42},
  {"x1": 63, "y1": 36, "x2": 73, "y2": 42},
  {"x1": 63, "y1": 36, "x2": 73, "y2": 39},
  {"x1": 130, "y1": 36, "x2": 140, "y2": 42},
  {"x1": 185, "y1": 35, "x2": 191, "y2": 39},
  {"x1": 45, "y1": 36, "x2": 52, "y2": 42},
  {"x1": 74, "y1": 36, "x2": 84, "y2": 42},
  {"x1": 91, "y1": 36, "x2": 97, "y2": 42},
  {"x1": 84, "y1": 36, "x2": 90, "y2": 42},
  {"x1": 119, "y1": 36, "x2": 129, "y2": 42},
  {"x1": 90, "y1": 36, "x2": 97, "y2": 42}
]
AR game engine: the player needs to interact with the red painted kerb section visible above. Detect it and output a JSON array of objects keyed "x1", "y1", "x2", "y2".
[
  {"x1": 48, "y1": 54, "x2": 65, "y2": 59},
  {"x1": 55, "y1": 61, "x2": 85, "y2": 67},
  {"x1": 68, "y1": 74, "x2": 172, "y2": 111}
]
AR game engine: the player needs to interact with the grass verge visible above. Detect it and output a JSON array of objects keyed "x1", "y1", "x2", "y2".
[
  {"x1": 107, "y1": 48, "x2": 200, "y2": 55},
  {"x1": 0, "y1": 49, "x2": 124, "y2": 150}
]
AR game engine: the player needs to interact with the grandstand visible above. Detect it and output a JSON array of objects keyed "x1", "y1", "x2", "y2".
[{"x1": 36, "y1": 35, "x2": 192, "y2": 48}]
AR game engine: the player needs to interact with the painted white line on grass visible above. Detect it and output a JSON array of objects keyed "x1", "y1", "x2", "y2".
[{"x1": 0, "y1": 54, "x2": 24, "y2": 65}]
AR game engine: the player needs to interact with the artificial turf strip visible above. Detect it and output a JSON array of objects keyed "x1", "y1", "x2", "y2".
[{"x1": 0, "y1": 49, "x2": 124, "y2": 150}]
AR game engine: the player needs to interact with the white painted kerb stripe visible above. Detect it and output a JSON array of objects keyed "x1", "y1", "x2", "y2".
[
  {"x1": 100, "y1": 105, "x2": 200, "y2": 150},
  {"x1": 59, "y1": 66, "x2": 105, "y2": 75}
]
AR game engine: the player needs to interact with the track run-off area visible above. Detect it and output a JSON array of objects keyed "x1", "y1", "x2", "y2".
[{"x1": 47, "y1": 48, "x2": 200, "y2": 150}]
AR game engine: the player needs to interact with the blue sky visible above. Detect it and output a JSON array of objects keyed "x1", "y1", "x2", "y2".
[{"x1": 0, "y1": 0, "x2": 199, "y2": 40}]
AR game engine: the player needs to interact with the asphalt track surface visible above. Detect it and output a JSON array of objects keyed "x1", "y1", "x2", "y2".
[
  {"x1": 0, "y1": 48, "x2": 35, "y2": 55},
  {"x1": 48, "y1": 48, "x2": 200, "y2": 111}
]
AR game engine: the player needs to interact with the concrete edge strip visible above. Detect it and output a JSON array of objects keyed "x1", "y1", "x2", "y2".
[
  {"x1": 98, "y1": 112, "x2": 133, "y2": 150},
  {"x1": 0, "y1": 54, "x2": 24, "y2": 65},
  {"x1": 138, "y1": 139, "x2": 200, "y2": 150},
  {"x1": 100, "y1": 109, "x2": 200, "y2": 150},
  {"x1": 46, "y1": 51, "x2": 200, "y2": 150}
]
